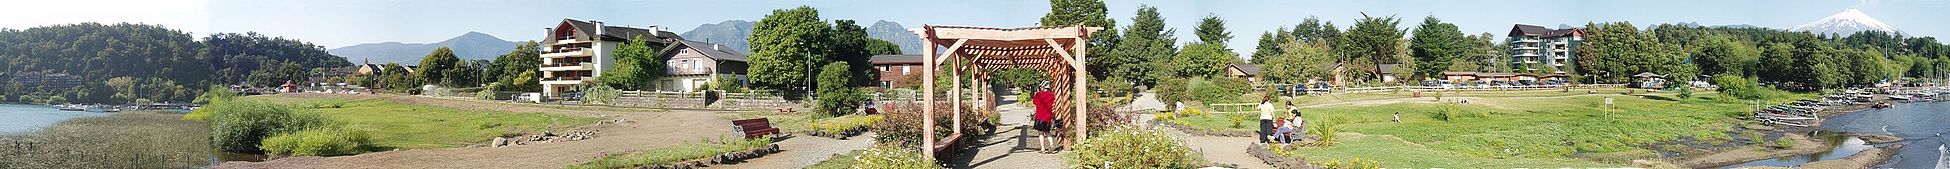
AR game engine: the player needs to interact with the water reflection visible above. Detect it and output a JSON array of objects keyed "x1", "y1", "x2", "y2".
[
  {"x1": 1821, "y1": 102, "x2": 1950, "y2": 168},
  {"x1": 1721, "y1": 132, "x2": 1874, "y2": 168}
]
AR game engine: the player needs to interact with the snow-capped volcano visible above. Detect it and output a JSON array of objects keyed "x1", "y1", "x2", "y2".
[{"x1": 1790, "y1": 8, "x2": 1904, "y2": 36}]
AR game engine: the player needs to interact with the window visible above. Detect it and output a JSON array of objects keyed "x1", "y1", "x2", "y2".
[{"x1": 902, "y1": 65, "x2": 911, "y2": 75}]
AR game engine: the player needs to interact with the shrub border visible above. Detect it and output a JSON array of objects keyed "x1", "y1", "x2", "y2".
[
  {"x1": 1246, "y1": 143, "x2": 1327, "y2": 169},
  {"x1": 1154, "y1": 119, "x2": 1258, "y2": 137},
  {"x1": 629, "y1": 143, "x2": 782, "y2": 169}
]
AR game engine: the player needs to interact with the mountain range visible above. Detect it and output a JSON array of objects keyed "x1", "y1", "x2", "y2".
[
  {"x1": 865, "y1": 20, "x2": 923, "y2": 54},
  {"x1": 679, "y1": 20, "x2": 757, "y2": 54},
  {"x1": 328, "y1": 31, "x2": 519, "y2": 65},
  {"x1": 678, "y1": 20, "x2": 922, "y2": 55},
  {"x1": 1790, "y1": 8, "x2": 1904, "y2": 36}
]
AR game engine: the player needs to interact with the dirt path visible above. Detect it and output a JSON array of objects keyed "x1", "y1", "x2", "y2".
[
  {"x1": 1182, "y1": 135, "x2": 1278, "y2": 169},
  {"x1": 218, "y1": 94, "x2": 733, "y2": 169}
]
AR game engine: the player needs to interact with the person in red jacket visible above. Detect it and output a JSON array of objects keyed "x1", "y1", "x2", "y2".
[{"x1": 1032, "y1": 85, "x2": 1057, "y2": 153}]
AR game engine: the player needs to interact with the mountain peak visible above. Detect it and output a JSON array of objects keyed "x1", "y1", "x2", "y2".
[{"x1": 1791, "y1": 8, "x2": 1903, "y2": 36}]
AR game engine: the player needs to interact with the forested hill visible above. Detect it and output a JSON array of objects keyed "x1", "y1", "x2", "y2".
[{"x1": 0, "y1": 23, "x2": 349, "y2": 104}]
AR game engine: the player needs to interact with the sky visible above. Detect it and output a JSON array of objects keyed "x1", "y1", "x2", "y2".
[{"x1": 2, "y1": 0, "x2": 1947, "y2": 57}]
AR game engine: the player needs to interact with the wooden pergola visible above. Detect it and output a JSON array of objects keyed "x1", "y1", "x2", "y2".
[{"x1": 913, "y1": 25, "x2": 1103, "y2": 157}]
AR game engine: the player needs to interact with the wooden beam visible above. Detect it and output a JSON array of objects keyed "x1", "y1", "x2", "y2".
[
  {"x1": 1044, "y1": 38, "x2": 1079, "y2": 65},
  {"x1": 933, "y1": 39, "x2": 968, "y2": 65},
  {"x1": 927, "y1": 26, "x2": 1104, "y2": 41}
]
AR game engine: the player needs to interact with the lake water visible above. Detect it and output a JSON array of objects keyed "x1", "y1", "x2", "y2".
[
  {"x1": 0, "y1": 104, "x2": 108, "y2": 135},
  {"x1": 1821, "y1": 101, "x2": 1950, "y2": 168},
  {"x1": 1720, "y1": 133, "x2": 1873, "y2": 168}
]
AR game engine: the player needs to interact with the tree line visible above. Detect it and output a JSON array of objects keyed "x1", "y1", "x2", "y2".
[{"x1": 0, "y1": 23, "x2": 349, "y2": 104}]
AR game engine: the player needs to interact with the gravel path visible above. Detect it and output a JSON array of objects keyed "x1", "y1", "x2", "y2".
[
  {"x1": 947, "y1": 98, "x2": 1067, "y2": 169},
  {"x1": 706, "y1": 133, "x2": 877, "y2": 169},
  {"x1": 217, "y1": 94, "x2": 733, "y2": 169}
]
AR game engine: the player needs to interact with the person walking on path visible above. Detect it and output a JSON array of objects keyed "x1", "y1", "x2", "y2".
[
  {"x1": 1032, "y1": 85, "x2": 1058, "y2": 153},
  {"x1": 1258, "y1": 95, "x2": 1276, "y2": 143}
]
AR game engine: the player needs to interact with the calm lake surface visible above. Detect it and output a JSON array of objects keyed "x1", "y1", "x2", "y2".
[
  {"x1": 0, "y1": 104, "x2": 107, "y2": 135},
  {"x1": 1821, "y1": 101, "x2": 1950, "y2": 168}
]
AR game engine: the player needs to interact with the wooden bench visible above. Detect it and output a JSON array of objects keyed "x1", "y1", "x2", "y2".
[
  {"x1": 930, "y1": 133, "x2": 963, "y2": 157},
  {"x1": 731, "y1": 118, "x2": 781, "y2": 139}
]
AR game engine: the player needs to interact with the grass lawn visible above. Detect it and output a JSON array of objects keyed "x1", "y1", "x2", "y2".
[
  {"x1": 250, "y1": 95, "x2": 601, "y2": 149},
  {"x1": 718, "y1": 111, "x2": 815, "y2": 132},
  {"x1": 1164, "y1": 112, "x2": 1258, "y2": 134},
  {"x1": 1287, "y1": 133, "x2": 1611, "y2": 168},
  {"x1": 806, "y1": 149, "x2": 865, "y2": 169},
  {"x1": 1172, "y1": 88, "x2": 1816, "y2": 167}
]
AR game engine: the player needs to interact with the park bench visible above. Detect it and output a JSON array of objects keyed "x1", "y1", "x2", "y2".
[
  {"x1": 731, "y1": 118, "x2": 781, "y2": 139},
  {"x1": 930, "y1": 133, "x2": 963, "y2": 157}
]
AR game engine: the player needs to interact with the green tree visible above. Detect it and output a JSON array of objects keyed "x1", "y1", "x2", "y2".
[
  {"x1": 413, "y1": 47, "x2": 461, "y2": 87},
  {"x1": 749, "y1": 6, "x2": 833, "y2": 94},
  {"x1": 815, "y1": 63, "x2": 865, "y2": 117},
  {"x1": 831, "y1": 20, "x2": 879, "y2": 86},
  {"x1": 1690, "y1": 35, "x2": 1761, "y2": 76},
  {"x1": 1249, "y1": 28, "x2": 1288, "y2": 64},
  {"x1": 1173, "y1": 42, "x2": 1238, "y2": 78},
  {"x1": 1338, "y1": 13, "x2": 1404, "y2": 82},
  {"x1": 1106, "y1": 5, "x2": 1176, "y2": 86},
  {"x1": 1575, "y1": 21, "x2": 1682, "y2": 83},
  {"x1": 598, "y1": 35, "x2": 664, "y2": 90},
  {"x1": 864, "y1": 39, "x2": 903, "y2": 55},
  {"x1": 1409, "y1": 16, "x2": 1468, "y2": 80},
  {"x1": 1193, "y1": 14, "x2": 1232, "y2": 44},
  {"x1": 1040, "y1": 0, "x2": 1119, "y2": 79},
  {"x1": 491, "y1": 41, "x2": 543, "y2": 92},
  {"x1": 1261, "y1": 41, "x2": 1334, "y2": 85}
]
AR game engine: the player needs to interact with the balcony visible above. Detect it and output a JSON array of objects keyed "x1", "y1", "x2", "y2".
[
  {"x1": 542, "y1": 48, "x2": 593, "y2": 58},
  {"x1": 1516, "y1": 53, "x2": 1539, "y2": 57},
  {"x1": 669, "y1": 68, "x2": 713, "y2": 75},
  {"x1": 1518, "y1": 39, "x2": 1540, "y2": 43},
  {"x1": 1552, "y1": 41, "x2": 1567, "y2": 45},
  {"x1": 541, "y1": 76, "x2": 591, "y2": 85},
  {"x1": 1517, "y1": 46, "x2": 1540, "y2": 50},
  {"x1": 555, "y1": 37, "x2": 588, "y2": 45},
  {"x1": 541, "y1": 62, "x2": 594, "y2": 71}
]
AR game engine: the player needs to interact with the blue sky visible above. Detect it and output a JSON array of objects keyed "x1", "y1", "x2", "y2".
[{"x1": 2, "y1": 0, "x2": 1946, "y2": 56}]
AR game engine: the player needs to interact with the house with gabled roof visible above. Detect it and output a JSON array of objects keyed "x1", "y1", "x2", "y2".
[
  {"x1": 538, "y1": 18, "x2": 682, "y2": 96},
  {"x1": 656, "y1": 40, "x2": 749, "y2": 92}
]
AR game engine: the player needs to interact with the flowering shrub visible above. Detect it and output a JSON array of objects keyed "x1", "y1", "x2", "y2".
[
  {"x1": 853, "y1": 145, "x2": 933, "y2": 169},
  {"x1": 1067, "y1": 127, "x2": 1203, "y2": 169},
  {"x1": 871, "y1": 102, "x2": 985, "y2": 148}
]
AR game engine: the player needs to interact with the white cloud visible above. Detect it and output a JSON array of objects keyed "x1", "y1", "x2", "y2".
[{"x1": 0, "y1": 0, "x2": 210, "y2": 33}]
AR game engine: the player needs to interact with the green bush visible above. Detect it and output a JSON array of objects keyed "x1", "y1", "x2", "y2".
[
  {"x1": 1068, "y1": 127, "x2": 1203, "y2": 169},
  {"x1": 1713, "y1": 74, "x2": 1764, "y2": 100},
  {"x1": 1190, "y1": 77, "x2": 1251, "y2": 103},
  {"x1": 1309, "y1": 117, "x2": 1344, "y2": 147},
  {"x1": 582, "y1": 85, "x2": 621, "y2": 104},
  {"x1": 1155, "y1": 78, "x2": 1190, "y2": 106},
  {"x1": 854, "y1": 145, "x2": 932, "y2": 169},
  {"x1": 809, "y1": 114, "x2": 885, "y2": 135},
  {"x1": 259, "y1": 126, "x2": 372, "y2": 157},
  {"x1": 1773, "y1": 137, "x2": 1794, "y2": 149},
  {"x1": 208, "y1": 99, "x2": 329, "y2": 153},
  {"x1": 817, "y1": 63, "x2": 867, "y2": 118}
]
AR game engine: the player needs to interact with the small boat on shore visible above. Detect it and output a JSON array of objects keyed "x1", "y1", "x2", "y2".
[
  {"x1": 56, "y1": 105, "x2": 84, "y2": 111},
  {"x1": 1873, "y1": 101, "x2": 1893, "y2": 109}
]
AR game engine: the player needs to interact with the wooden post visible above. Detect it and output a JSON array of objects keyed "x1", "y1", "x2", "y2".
[
  {"x1": 952, "y1": 52, "x2": 963, "y2": 134},
  {"x1": 920, "y1": 33, "x2": 937, "y2": 157},
  {"x1": 1072, "y1": 34, "x2": 1090, "y2": 142}
]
